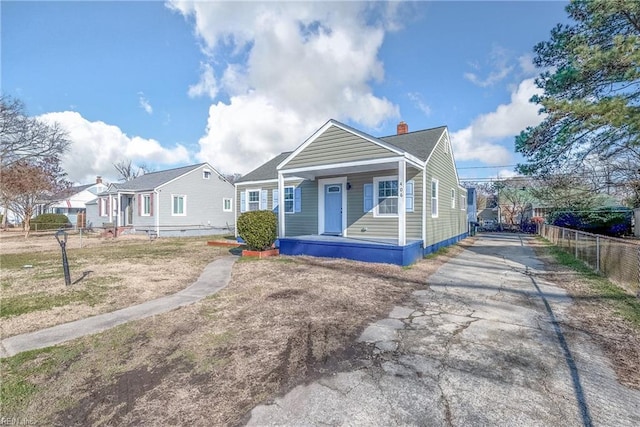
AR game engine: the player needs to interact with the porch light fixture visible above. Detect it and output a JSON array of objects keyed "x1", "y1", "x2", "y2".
[{"x1": 347, "y1": 182, "x2": 352, "y2": 190}]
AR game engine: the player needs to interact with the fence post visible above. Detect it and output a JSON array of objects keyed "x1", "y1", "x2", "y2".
[
  {"x1": 596, "y1": 235, "x2": 600, "y2": 273},
  {"x1": 575, "y1": 230, "x2": 579, "y2": 258}
]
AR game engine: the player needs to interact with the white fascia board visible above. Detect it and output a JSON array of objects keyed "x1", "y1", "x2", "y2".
[
  {"x1": 281, "y1": 156, "x2": 408, "y2": 176},
  {"x1": 234, "y1": 177, "x2": 302, "y2": 187},
  {"x1": 277, "y1": 120, "x2": 335, "y2": 170}
]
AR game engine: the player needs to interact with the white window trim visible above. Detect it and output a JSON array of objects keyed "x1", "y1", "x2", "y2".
[
  {"x1": 246, "y1": 188, "x2": 261, "y2": 212},
  {"x1": 373, "y1": 175, "x2": 399, "y2": 218},
  {"x1": 172, "y1": 194, "x2": 187, "y2": 216},
  {"x1": 451, "y1": 188, "x2": 456, "y2": 209},
  {"x1": 223, "y1": 197, "x2": 232, "y2": 212},
  {"x1": 100, "y1": 198, "x2": 108, "y2": 217},
  {"x1": 461, "y1": 195, "x2": 466, "y2": 211},
  {"x1": 431, "y1": 178, "x2": 439, "y2": 218},
  {"x1": 283, "y1": 186, "x2": 295, "y2": 214},
  {"x1": 141, "y1": 194, "x2": 151, "y2": 216},
  {"x1": 203, "y1": 169, "x2": 211, "y2": 179}
]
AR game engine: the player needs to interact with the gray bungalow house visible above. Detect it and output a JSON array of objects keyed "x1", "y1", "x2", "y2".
[
  {"x1": 235, "y1": 120, "x2": 468, "y2": 266},
  {"x1": 87, "y1": 163, "x2": 235, "y2": 237}
]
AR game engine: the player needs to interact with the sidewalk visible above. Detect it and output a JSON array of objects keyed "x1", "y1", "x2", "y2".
[{"x1": 0, "y1": 256, "x2": 237, "y2": 358}]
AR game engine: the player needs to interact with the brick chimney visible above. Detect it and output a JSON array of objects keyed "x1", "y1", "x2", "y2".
[
  {"x1": 96, "y1": 176, "x2": 103, "y2": 184},
  {"x1": 397, "y1": 121, "x2": 408, "y2": 135}
]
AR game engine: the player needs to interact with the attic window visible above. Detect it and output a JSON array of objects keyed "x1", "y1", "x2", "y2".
[{"x1": 203, "y1": 170, "x2": 211, "y2": 179}]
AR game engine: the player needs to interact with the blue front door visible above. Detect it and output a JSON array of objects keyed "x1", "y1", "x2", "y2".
[{"x1": 324, "y1": 184, "x2": 342, "y2": 235}]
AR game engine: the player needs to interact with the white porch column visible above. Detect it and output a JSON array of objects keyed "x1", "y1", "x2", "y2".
[
  {"x1": 398, "y1": 159, "x2": 406, "y2": 246},
  {"x1": 278, "y1": 171, "x2": 285, "y2": 238}
]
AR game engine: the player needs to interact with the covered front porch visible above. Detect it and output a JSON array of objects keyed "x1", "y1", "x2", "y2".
[{"x1": 278, "y1": 235, "x2": 423, "y2": 266}]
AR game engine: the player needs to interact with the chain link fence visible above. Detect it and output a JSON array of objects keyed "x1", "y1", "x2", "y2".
[{"x1": 539, "y1": 224, "x2": 639, "y2": 295}]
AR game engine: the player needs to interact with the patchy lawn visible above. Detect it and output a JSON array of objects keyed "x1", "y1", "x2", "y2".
[
  {"x1": 529, "y1": 236, "x2": 640, "y2": 390},
  {"x1": 0, "y1": 243, "x2": 470, "y2": 426},
  {"x1": 0, "y1": 234, "x2": 231, "y2": 337}
]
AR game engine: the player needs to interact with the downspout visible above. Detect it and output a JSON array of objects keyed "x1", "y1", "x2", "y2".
[
  {"x1": 422, "y1": 166, "x2": 427, "y2": 246},
  {"x1": 154, "y1": 189, "x2": 160, "y2": 237},
  {"x1": 398, "y1": 159, "x2": 406, "y2": 246}
]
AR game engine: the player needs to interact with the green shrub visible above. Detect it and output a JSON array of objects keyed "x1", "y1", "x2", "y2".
[
  {"x1": 237, "y1": 211, "x2": 277, "y2": 251},
  {"x1": 31, "y1": 214, "x2": 70, "y2": 231}
]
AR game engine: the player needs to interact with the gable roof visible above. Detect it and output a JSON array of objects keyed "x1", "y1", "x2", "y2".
[
  {"x1": 380, "y1": 126, "x2": 447, "y2": 162},
  {"x1": 105, "y1": 163, "x2": 206, "y2": 192},
  {"x1": 236, "y1": 152, "x2": 292, "y2": 183},
  {"x1": 41, "y1": 182, "x2": 101, "y2": 202}
]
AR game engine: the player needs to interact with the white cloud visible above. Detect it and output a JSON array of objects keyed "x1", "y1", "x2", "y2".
[
  {"x1": 518, "y1": 53, "x2": 538, "y2": 76},
  {"x1": 138, "y1": 92, "x2": 153, "y2": 114},
  {"x1": 39, "y1": 111, "x2": 190, "y2": 184},
  {"x1": 407, "y1": 92, "x2": 431, "y2": 116},
  {"x1": 450, "y1": 78, "x2": 545, "y2": 165},
  {"x1": 464, "y1": 45, "x2": 514, "y2": 88},
  {"x1": 188, "y1": 63, "x2": 220, "y2": 99},
  {"x1": 168, "y1": 1, "x2": 400, "y2": 174}
]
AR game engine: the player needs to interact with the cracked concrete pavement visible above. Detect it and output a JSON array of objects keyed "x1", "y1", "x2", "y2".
[{"x1": 246, "y1": 233, "x2": 640, "y2": 426}]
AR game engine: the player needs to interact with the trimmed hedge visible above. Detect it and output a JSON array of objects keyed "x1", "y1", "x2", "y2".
[
  {"x1": 31, "y1": 213, "x2": 70, "y2": 231},
  {"x1": 237, "y1": 210, "x2": 277, "y2": 251}
]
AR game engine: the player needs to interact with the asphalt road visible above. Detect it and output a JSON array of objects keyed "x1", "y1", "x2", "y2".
[{"x1": 246, "y1": 233, "x2": 640, "y2": 426}]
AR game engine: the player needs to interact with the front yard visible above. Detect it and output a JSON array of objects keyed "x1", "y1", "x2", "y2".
[
  {"x1": 1, "y1": 233, "x2": 230, "y2": 337},
  {"x1": 1, "y1": 235, "x2": 467, "y2": 425}
]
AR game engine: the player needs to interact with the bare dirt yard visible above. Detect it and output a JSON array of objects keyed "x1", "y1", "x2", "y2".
[
  {"x1": 2, "y1": 235, "x2": 637, "y2": 427},
  {"x1": 0, "y1": 237, "x2": 472, "y2": 426},
  {"x1": 0, "y1": 232, "x2": 230, "y2": 337}
]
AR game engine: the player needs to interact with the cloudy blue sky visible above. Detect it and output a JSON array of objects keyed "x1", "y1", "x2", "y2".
[{"x1": 2, "y1": 0, "x2": 569, "y2": 184}]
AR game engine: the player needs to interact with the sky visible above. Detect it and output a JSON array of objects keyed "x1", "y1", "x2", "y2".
[{"x1": 2, "y1": 0, "x2": 570, "y2": 185}]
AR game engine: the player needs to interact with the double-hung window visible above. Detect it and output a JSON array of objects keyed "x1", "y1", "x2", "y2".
[
  {"x1": 284, "y1": 186, "x2": 294, "y2": 214},
  {"x1": 142, "y1": 194, "x2": 151, "y2": 216},
  {"x1": 172, "y1": 195, "x2": 186, "y2": 216},
  {"x1": 374, "y1": 176, "x2": 398, "y2": 216},
  {"x1": 451, "y1": 188, "x2": 456, "y2": 209},
  {"x1": 247, "y1": 190, "x2": 260, "y2": 211},
  {"x1": 431, "y1": 179, "x2": 439, "y2": 218},
  {"x1": 223, "y1": 198, "x2": 232, "y2": 212}
]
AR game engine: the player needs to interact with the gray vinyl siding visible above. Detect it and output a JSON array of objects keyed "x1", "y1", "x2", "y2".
[
  {"x1": 284, "y1": 125, "x2": 396, "y2": 170},
  {"x1": 85, "y1": 202, "x2": 101, "y2": 229},
  {"x1": 286, "y1": 180, "x2": 317, "y2": 236},
  {"x1": 344, "y1": 168, "x2": 421, "y2": 239},
  {"x1": 143, "y1": 165, "x2": 234, "y2": 233},
  {"x1": 235, "y1": 179, "x2": 316, "y2": 237},
  {"x1": 424, "y1": 133, "x2": 466, "y2": 247},
  {"x1": 133, "y1": 192, "x2": 155, "y2": 228}
]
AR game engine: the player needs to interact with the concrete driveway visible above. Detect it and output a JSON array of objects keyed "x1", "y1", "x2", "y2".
[{"x1": 247, "y1": 233, "x2": 640, "y2": 426}]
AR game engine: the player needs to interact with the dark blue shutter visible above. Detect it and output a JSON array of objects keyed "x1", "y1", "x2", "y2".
[
  {"x1": 363, "y1": 184, "x2": 373, "y2": 212},
  {"x1": 294, "y1": 187, "x2": 302, "y2": 212},
  {"x1": 272, "y1": 189, "x2": 279, "y2": 213},
  {"x1": 240, "y1": 191, "x2": 246, "y2": 213},
  {"x1": 260, "y1": 190, "x2": 268, "y2": 210},
  {"x1": 406, "y1": 180, "x2": 414, "y2": 212}
]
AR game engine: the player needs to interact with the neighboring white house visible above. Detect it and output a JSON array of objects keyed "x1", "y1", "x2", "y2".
[{"x1": 42, "y1": 177, "x2": 108, "y2": 227}]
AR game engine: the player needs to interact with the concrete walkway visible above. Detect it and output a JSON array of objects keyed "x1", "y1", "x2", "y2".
[
  {"x1": 0, "y1": 256, "x2": 237, "y2": 358},
  {"x1": 247, "y1": 234, "x2": 640, "y2": 426}
]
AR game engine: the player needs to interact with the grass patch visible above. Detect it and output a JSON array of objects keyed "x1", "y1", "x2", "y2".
[
  {"x1": 424, "y1": 246, "x2": 449, "y2": 259},
  {"x1": 0, "y1": 344, "x2": 85, "y2": 417},
  {"x1": 538, "y1": 237, "x2": 640, "y2": 327},
  {"x1": 0, "y1": 252, "x2": 59, "y2": 269},
  {"x1": 0, "y1": 283, "x2": 112, "y2": 318}
]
